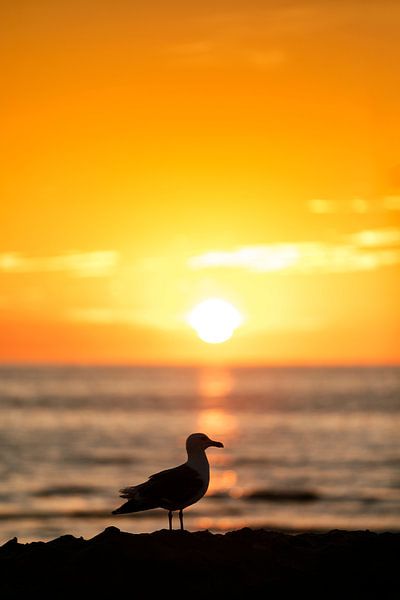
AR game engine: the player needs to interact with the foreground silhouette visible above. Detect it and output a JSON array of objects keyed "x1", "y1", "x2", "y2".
[
  {"x1": 112, "y1": 433, "x2": 224, "y2": 530},
  {"x1": 1, "y1": 528, "x2": 399, "y2": 598}
]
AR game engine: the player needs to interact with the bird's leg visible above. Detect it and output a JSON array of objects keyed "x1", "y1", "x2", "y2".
[
  {"x1": 168, "y1": 510, "x2": 173, "y2": 531},
  {"x1": 179, "y1": 509, "x2": 184, "y2": 531}
]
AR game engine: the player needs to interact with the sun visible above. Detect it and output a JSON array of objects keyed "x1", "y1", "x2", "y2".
[{"x1": 187, "y1": 298, "x2": 243, "y2": 344}]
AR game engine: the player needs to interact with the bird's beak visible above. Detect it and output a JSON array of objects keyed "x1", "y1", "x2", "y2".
[{"x1": 209, "y1": 440, "x2": 224, "y2": 448}]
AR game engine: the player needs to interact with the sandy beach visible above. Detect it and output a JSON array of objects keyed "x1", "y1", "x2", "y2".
[{"x1": 1, "y1": 527, "x2": 399, "y2": 598}]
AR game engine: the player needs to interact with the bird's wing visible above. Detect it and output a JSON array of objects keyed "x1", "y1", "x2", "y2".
[
  {"x1": 119, "y1": 467, "x2": 179, "y2": 498},
  {"x1": 120, "y1": 464, "x2": 203, "y2": 506}
]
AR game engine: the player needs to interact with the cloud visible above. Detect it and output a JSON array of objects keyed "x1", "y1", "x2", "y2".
[
  {"x1": 348, "y1": 228, "x2": 400, "y2": 247},
  {"x1": 0, "y1": 251, "x2": 119, "y2": 277},
  {"x1": 308, "y1": 199, "x2": 336, "y2": 214},
  {"x1": 350, "y1": 198, "x2": 369, "y2": 214},
  {"x1": 189, "y1": 246, "x2": 299, "y2": 272},
  {"x1": 189, "y1": 230, "x2": 400, "y2": 274},
  {"x1": 308, "y1": 196, "x2": 400, "y2": 214},
  {"x1": 166, "y1": 40, "x2": 286, "y2": 69},
  {"x1": 308, "y1": 198, "x2": 370, "y2": 214},
  {"x1": 383, "y1": 196, "x2": 400, "y2": 211}
]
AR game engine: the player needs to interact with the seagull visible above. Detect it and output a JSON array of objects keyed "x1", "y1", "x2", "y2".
[{"x1": 112, "y1": 432, "x2": 224, "y2": 530}]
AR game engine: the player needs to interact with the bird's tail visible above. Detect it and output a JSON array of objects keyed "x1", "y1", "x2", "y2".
[
  {"x1": 112, "y1": 497, "x2": 158, "y2": 515},
  {"x1": 119, "y1": 485, "x2": 140, "y2": 499}
]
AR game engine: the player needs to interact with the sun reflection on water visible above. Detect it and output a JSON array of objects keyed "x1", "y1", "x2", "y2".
[
  {"x1": 196, "y1": 368, "x2": 239, "y2": 496},
  {"x1": 197, "y1": 367, "x2": 234, "y2": 399}
]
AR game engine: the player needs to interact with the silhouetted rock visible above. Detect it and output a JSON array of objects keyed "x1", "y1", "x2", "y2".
[{"x1": 0, "y1": 527, "x2": 399, "y2": 598}]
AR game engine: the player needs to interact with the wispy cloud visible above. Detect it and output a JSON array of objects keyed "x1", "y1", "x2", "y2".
[
  {"x1": 189, "y1": 246, "x2": 299, "y2": 272},
  {"x1": 308, "y1": 197, "x2": 400, "y2": 214},
  {"x1": 307, "y1": 199, "x2": 336, "y2": 214},
  {"x1": 189, "y1": 230, "x2": 400, "y2": 274},
  {"x1": 383, "y1": 196, "x2": 400, "y2": 211},
  {"x1": 166, "y1": 39, "x2": 286, "y2": 69},
  {"x1": 308, "y1": 198, "x2": 370, "y2": 214},
  {"x1": 0, "y1": 251, "x2": 119, "y2": 277},
  {"x1": 348, "y1": 228, "x2": 400, "y2": 247}
]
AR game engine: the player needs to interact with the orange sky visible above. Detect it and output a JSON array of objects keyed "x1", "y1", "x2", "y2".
[{"x1": 1, "y1": 0, "x2": 399, "y2": 365}]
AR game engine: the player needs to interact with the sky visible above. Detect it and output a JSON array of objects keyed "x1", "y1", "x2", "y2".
[{"x1": 1, "y1": 0, "x2": 399, "y2": 365}]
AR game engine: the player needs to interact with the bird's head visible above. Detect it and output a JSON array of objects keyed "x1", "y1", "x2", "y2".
[{"x1": 186, "y1": 432, "x2": 224, "y2": 453}]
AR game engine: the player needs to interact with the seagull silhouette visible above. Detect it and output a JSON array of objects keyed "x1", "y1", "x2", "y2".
[{"x1": 112, "y1": 433, "x2": 224, "y2": 530}]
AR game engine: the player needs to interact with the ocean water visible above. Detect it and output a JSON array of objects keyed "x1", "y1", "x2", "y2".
[{"x1": 0, "y1": 365, "x2": 399, "y2": 543}]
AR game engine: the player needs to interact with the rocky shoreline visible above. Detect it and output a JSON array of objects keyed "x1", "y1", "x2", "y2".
[{"x1": 1, "y1": 527, "x2": 399, "y2": 598}]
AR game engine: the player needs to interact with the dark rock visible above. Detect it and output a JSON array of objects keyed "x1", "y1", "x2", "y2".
[{"x1": 0, "y1": 528, "x2": 398, "y2": 599}]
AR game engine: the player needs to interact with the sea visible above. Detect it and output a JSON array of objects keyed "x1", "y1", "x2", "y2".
[{"x1": 0, "y1": 365, "x2": 399, "y2": 543}]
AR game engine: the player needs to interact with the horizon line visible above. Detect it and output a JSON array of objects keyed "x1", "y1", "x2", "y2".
[{"x1": 0, "y1": 360, "x2": 399, "y2": 369}]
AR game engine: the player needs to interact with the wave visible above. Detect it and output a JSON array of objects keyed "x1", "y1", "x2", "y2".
[
  {"x1": 209, "y1": 489, "x2": 391, "y2": 504},
  {"x1": 0, "y1": 510, "x2": 119, "y2": 521},
  {"x1": 0, "y1": 508, "x2": 189, "y2": 521},
  {"x1": 244, "y1": 489, "x2": 319, "y2": 502},
  {"x1": 76, "y1": 454, "x2": 139, "y2": 466},
  {"x1": 32, "y1": 486, "x2": 104, "y2": 498},
  {"x1": 209, "y1": 489, "x2": 319, "y2": 502}
]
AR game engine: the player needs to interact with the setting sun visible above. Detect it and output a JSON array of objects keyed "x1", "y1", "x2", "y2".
[{"x1": 187, "y1": 298, "x2": 243, "y2": 344}]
